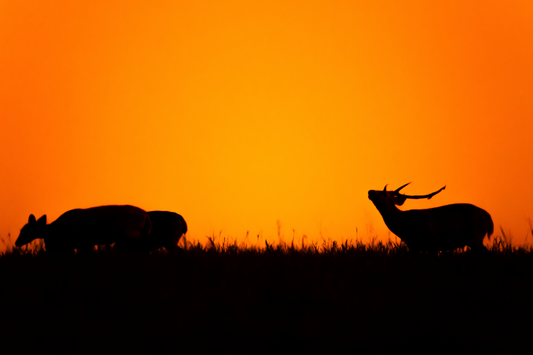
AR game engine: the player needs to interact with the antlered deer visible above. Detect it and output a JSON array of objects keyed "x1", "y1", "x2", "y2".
[
  {"x1": 113, "y1": 211, "x2": 187, "y2": 253},
  {"x1": 368, "y1": 183, "x2": 493, "y2": 253},
  {"x1": 15, "y1": 205, "x2": 152, "y2": 253}
]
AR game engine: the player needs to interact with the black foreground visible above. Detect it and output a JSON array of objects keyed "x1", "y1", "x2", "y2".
[{"x1": 1, "y1": 241, "x2": 532, "y2": 354}]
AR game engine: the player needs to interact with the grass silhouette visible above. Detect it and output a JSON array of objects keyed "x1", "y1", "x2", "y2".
[{"x1": 1, "y1": 237, "x2": 533, "y2": 354}]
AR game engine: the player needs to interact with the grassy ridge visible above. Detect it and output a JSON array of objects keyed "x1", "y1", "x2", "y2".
[{"x1": 1, "y1": 239, "x2": 533, "y2": 354}]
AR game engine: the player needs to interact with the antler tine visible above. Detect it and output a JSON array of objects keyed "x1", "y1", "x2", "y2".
[
  {"x1": 394, "y1": 182, "x2": 411, "y2": 193},
  {"x1": 401, "y1": 185, "x2": 446, "y2": 200},
  {"x1": 383, "y1": 184, "x2": 389, "y2": 192}
]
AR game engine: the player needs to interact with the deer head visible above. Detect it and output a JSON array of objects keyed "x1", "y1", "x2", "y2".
[
  {"x1": 15, "y1": 214, "x2": 47, "y2": 247},
  {"x1": 368, "y1": 183, "x2": 446, "y2": 208}
]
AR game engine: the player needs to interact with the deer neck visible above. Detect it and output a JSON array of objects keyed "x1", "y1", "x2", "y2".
[
  {"x1": 378, "y1": 202, "x2": 406, "y2": 234},
  {"x1": 41, "y1": 224, "x2": 55, "y2": 240}
]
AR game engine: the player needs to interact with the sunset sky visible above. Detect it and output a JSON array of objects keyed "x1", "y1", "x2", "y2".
[{"x1": 1, "y1": 0, "x2": 533, "y2": 248}]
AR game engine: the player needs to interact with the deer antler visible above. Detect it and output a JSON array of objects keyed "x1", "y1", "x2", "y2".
[
  {"x1": 398, "y1": 184, "x2": 446, "y2": 200},
  {"x1": 394, "y1": 182, "x2": 411, "y2": 193}
]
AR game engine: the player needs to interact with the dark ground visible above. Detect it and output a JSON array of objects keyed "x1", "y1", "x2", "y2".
[{"x1": 0, "y1": 241, "x2": 532, "y2": 354}]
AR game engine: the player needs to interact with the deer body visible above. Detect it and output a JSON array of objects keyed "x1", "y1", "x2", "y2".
[
  {"x1": 368, "y1": 184, "x2": 493, "y2": 253},
  {"x1": 113, "y1": 211, "x2": 187, "y2": 253},
  {"x1": 16, "y1": 205, "x2": 152, "y2": 253}
]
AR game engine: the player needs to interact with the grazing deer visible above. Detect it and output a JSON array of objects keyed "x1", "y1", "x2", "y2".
[
  {"x1": 368, "y1": 183, "x2": 493, "y2": 253},
  {"x1": 113, "y1": 211, "x2": 187, "y2": 253},
  {"x1": 15, "y1": 205, "x2": 152, "y2": 254}
]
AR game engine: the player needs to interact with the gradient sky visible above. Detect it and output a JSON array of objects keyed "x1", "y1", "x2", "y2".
[{"x1": 1, "y1": 0, "x2": 533, "y2": 248}]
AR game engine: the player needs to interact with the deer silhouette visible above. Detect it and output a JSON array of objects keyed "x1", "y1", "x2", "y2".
[
  {"x1": 113, "y1": 211, "x2": 187, "y2": 253},
  {"x1": 16, "y1": 205, "x2": 152, "y2": 254},
  {"x1": 368, "y1": 183, "x2": 493, "y2": 253}
]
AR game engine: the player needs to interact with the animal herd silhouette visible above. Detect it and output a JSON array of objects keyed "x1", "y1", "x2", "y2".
[{"x1": 15, "y1": 183, "x2": 493, "y2": 254}]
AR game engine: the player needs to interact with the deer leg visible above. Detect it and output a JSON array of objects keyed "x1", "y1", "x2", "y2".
[
  {"x1": 470, "y1": 243, "x2": 490, "y2": 256},
  {"x1": 114, "y1": 239, "x2": 144, "y2": 252},
  {"x1": 163, "y1": 242, "x2": 185, "y2": 255}
]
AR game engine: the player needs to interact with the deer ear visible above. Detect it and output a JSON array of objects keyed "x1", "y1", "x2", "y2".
[
  {"x1": 37, "y1": 215, "x2": 47, "y2": 225},
  {"x1": 29, "y1": 214, "x2": 36, "y2": 223}
]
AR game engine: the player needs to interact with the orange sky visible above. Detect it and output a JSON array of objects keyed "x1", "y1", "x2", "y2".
[{"x1": 1, "y1": 0, "x2": 533, "y2": 248}]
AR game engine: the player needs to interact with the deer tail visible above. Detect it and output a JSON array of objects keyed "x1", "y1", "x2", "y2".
[
  {"x1": 486, "y1": 214, "x2": 494, "y2": 240},
  {"x1": 180, "y1": 214, "x2": 188, "y2": 235}
]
